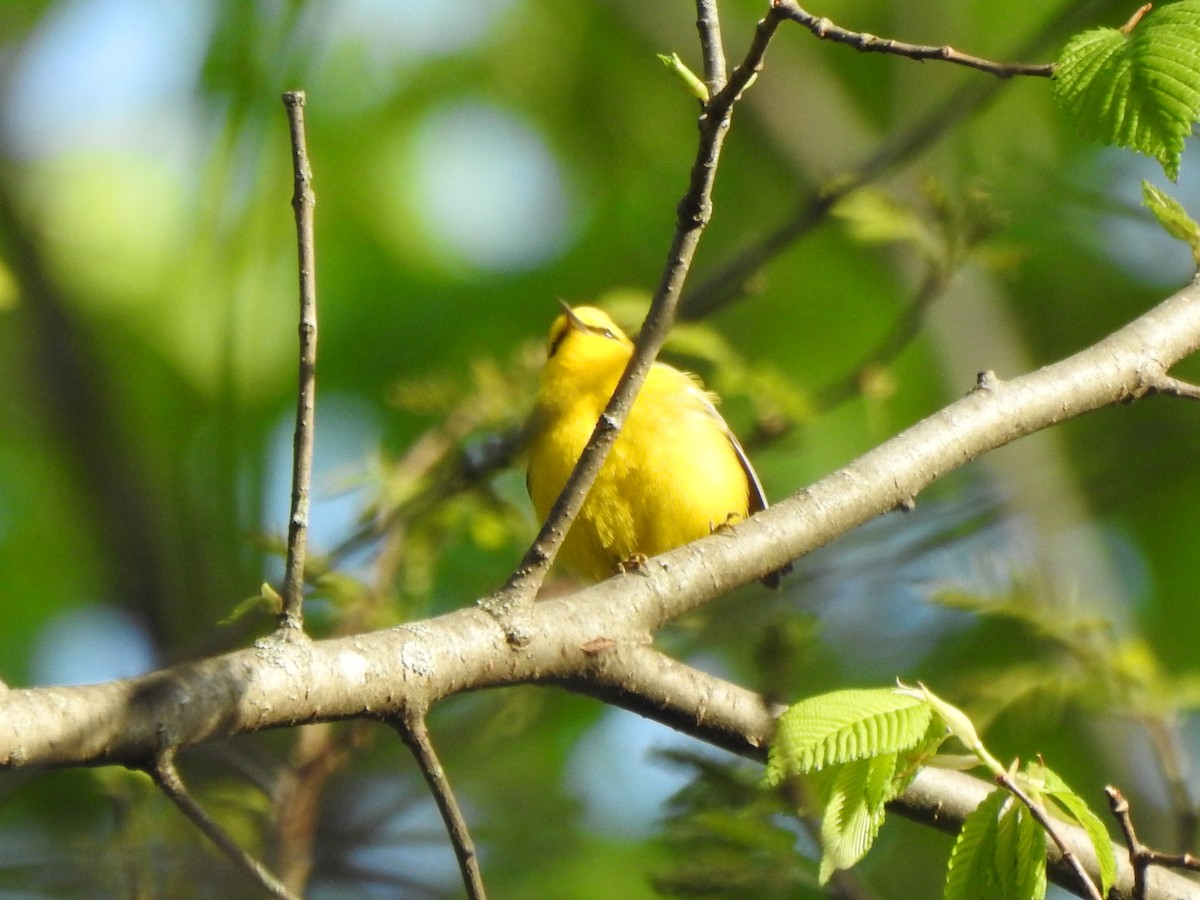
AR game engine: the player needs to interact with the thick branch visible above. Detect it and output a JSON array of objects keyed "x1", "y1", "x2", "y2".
[
  {"x1": 6, "y1": 275, "x2": 1200, "y2": 769},
  {"x1": 4, "y1": 276, "x2": 1200, "y2": 898}
]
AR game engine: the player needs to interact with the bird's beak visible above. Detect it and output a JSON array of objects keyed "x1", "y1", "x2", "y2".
[{"x1": 557, "y1": 299, "x2": 588, "y2": 332}]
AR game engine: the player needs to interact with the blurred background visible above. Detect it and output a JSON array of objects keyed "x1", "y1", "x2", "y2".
[{"x1": 3, "y1": 0, "x2": 1200, "y2": 897}]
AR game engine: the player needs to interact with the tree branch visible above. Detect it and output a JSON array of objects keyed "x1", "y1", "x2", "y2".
[
  {"x1": 1107, "y1": 785, "x2": 1200, "y2": 899},
  {"x1": 695, "y1": 0, "x2": 727, "y2": 94},
  {"x1": 393, "y1": 711, "x2": 485, "y2": 900},
  {"x1": 4, "y1": 212, "x2": 1200, "y2": 900},
  {"x1": 902, "y1": 769, "x2": 1200, "y2": 900},
  {"x1": 6, "y1": 275, "x2": 1200, "y2": 767},
  {"x1": 151, "y1": 748, "x2": 297, "y2": 900},
  {"x1": 997, "y1": 772, "x2": 1103, "y2": 900},
  {"x1": 279, "y1": 90, "x2": 318, "y2": 633},
  {"x1": 773, "y1": 0, "x2": 1054, "y2": 78},
  {"x1": 681, "y1": 0, "x2": 1129, "y2": 321},
  {"x1": 269, "y1": 723, "x2": 352, "y2": 895}
]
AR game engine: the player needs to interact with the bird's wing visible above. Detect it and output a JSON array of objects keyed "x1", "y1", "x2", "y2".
[
  {"x1": 688, "y1": 380, "x2": 789, "y2": 588},
  {"x1": 687, "y1": 383, "x2": 769, "y2": 514},
  {"x1": 727, "y1": 426, "x2": 770, "y2": 515}
]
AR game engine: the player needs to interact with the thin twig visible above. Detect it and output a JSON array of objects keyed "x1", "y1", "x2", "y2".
[
  {"x1": 682, "y1": 0, "x2": 1126, "y2": 321},
  {"x1": 393, "y1": 711, "x2": 486, "y2": 900},
  {"x1": 479, "y1": 4, "x2": 784, "y2": 636},
  {"x1": 1107, "y1": 785, "x2": 1200, "y2": 900},
  {"x1": 151, "y1": 748, "x2": 298, "y2": 900},
  {"x1": 773, "y1": 0, "x2": 1054, "y2": 78},
  {"x1": 695, "y1": 0, "x2": 727, "y2": 94},
  {"x1": 280, "y1": 90, "x2": 318, "y2": 633},
  {"x1": 1120, "y1": 3, "x2": 1153, "y2": 35},
  {"x1": 998, "y1": 773, "x2": 1104, "y2": 900},
  {"x1": 1152, "y1": 374, "x2": 1200, "y2": 401}
]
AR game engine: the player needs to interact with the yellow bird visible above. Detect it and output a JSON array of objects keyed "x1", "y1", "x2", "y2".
[{"x1": 526, "y1": 303, "x2": 788, "y2": 588}]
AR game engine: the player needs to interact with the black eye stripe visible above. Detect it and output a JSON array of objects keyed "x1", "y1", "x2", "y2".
[
  {"x1": 548, "y1": 320, "x2": 620, "y2": 357},
  {"x1": 548, "y1": 329, "x2": 568, "y2": 358}
]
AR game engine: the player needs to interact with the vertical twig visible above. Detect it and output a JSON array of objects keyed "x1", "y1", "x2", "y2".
[
  {"x1": 480, "y1": 3, "x2": 783, "y2": 636},
  {"x1": 151, "y1": 749, "x2": 298, "y2": 900},
  {"x1": 695, "y1": 0, "x2": 727, "y2": 94},
  {"x1": 394, "y1": 711, "x2": 486, "y2": 900},
  {"x1": 280, "y1": 90, "x2": 318, "y2": 633}
]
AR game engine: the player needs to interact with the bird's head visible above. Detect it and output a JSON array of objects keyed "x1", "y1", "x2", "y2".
[{"x1": 546, "y1": 302, "x2": 633, "y2": 360}]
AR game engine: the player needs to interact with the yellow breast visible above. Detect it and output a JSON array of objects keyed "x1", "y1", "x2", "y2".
[{"x1": 526, "y1": 306, "x2": 753, "y2": 583}]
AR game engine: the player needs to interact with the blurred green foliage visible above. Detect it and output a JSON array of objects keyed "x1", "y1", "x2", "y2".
[{"x1": 3, "y1": 0, "x2": 1200, "y2": 896}]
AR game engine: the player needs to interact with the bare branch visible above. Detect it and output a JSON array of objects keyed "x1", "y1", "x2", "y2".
[
  {"x1": 695, "y1": 0, "x2": 727, "y2": 94},
  {"x1": 152, "y1": 748, "x2": 297, "y2": 900},
  {"x1": 1108, "y1": 785, "x2": 1200, "y2": 899},
  {"x1": 279, "y1": 90, "x2": 319, "y2": 634},
  {"x1": 7, "y1": 276, "x2": 1200, "y2": 770},
  {"x1": 1151, "y1": 374, "x2": 1200, "y2": 401},
  {"x1": 393, "y1": 711, "x2": 486, "y2": 900},
  {"x1": 270, "y1": 723, "x2": 353, "y2": 895},
  {"x1": 773, "y1": 0, "x2": 1054, "y2": 78},
  {"x1": 1120, "y1": 3, "x2": 1153, "y2": 35},
  {"x1": 682, "y1": 0, "x2": 1127, "y2": 320}
]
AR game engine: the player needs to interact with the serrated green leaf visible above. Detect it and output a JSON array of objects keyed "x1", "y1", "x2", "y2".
[
  {"x1": 817, "y1": 755, "x2": 896, "y2": 883},
  {"x1": 1142, "y1": 180, "x2": 1200, "y2": 262},
  {"x1": 1020, "y1": 805, "x2": 1049, "y2": 900},
  {"x1": 995, "y1": 800, "x2": 1021, "y2": 898},
  {"x1": 995, "y1": 801, "x2": 1047, "y2": 900},
  {"x1": 1037, "y1": 766, "x2": 1117, "y2": 897},
  {"x1": 766, "y1": 689, "x2": 934, "y2": 784},
  {"x1": 1054, "y1": 1, "x2": 1200, "y2": 179},
  {"x1": 945, "y1": 788, "x2": 1008, "y2": 900},
  {"x1": 863, "y1": 748, "x2": 901, "y2": 808}
]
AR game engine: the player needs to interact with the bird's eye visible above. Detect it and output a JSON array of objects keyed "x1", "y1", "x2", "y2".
[{"x1": 601, "y1": 329, "x2": 616, "y2": 340}]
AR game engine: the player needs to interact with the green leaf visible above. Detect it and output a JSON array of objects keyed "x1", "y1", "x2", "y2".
[
  {"x1": 1054, "y1": 1, "x2": 1200, "y2": 179},
  {"x1": 1036, "y1": 765, "x2": 1117, "y2": 897},
  {"x1": 995, "y1": 801, "x2": 1048, "y2": 900},
  {"x1": 657, "y1": 52, "x2": 709, "y2": 101},
  {"x1": 1142, "y1": 180, "x2": 1200, "y2": 263},
  {"x1": 816, "y1": 755, "x2": 896, "y2": 883},
  {"x1": 766, "y1": 689, "x2": 934, "y2": 783},
  {"x1": 945, "y1": 788, "x2": 1047, "y2": 900},
  {"x1": 945, "y1": 788, "x2": 1008, "y2": 900}
]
